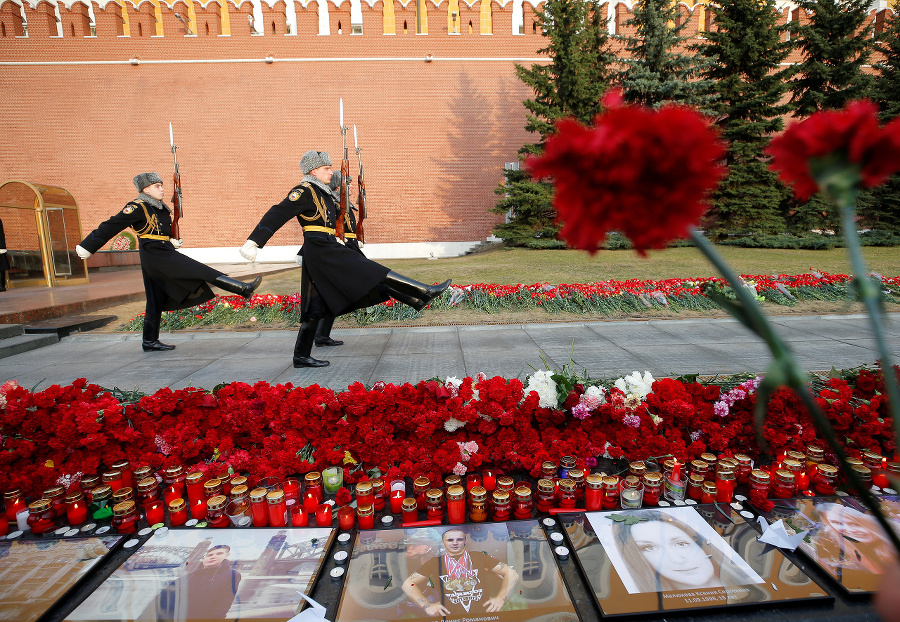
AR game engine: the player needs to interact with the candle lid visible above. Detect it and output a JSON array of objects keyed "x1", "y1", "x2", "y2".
[
  {"x1": 623, "y1": 475, "x2": 640, "y2": 489},
  {"x1": 701, "y1": 481, "x2": 717, "y2": 494},
  {"x1": 111, "y1": 459, "x2": 130, "y2": 470},
  {"x1": 492, "y1": 490, "x2": 510, "y2": 502},
  {"x1": 850, "y1": 464, "x2": 872, "y2": 476},
  {"x1": 266, "y1": 490, "x2": 285, "y2": 503},
  {"x1": 426, "y1": 488, "x2": 444, "y2": 502},
  {"x1": 497, "y1": 475, "x2": 515, "y2": 488},
  {"x1": 43, "y1": 485, "x2": 65, "y2": 498},
  {"x1": 566, "y1": 469, "x2": 584, "y2": 482},
  {"x1": 356, "y1": 481, "x2": 373, "y2": 494},
  {"x1": 137, "y1": 477, "x2": 158, "y2": 492},
  {"x1": 806, "y1": 445, "x2": 824, "y2": 460},
  {"x1": 817, "y1": 464, "x2": 839, "y2": 476},
  {"x1": 113, "y1": 500, "x2": 136, "y2": 516},
  {"x1": 557, "y1": 479, "x2": 576, "y2": 492},
  {"x1": 782, "y1": 458, "x2": 802, "y2": 472},
  {"x1": 207, "y1": 495, "x2": 227, "y2": 511},
  {"x1": 79, "y1": 476, "x2": 100, "y2": 489},
  {"x1": 371, "y1": 478, "x2": 385, "y2": 491},
  {"x1": 102, "y1": 470, "x2": 122, "y2": 482},
  {"x1": 28, "y1": 499, "x2": 51, "y2": 513},
  {"x1": 413, "y1": 476, "x2": 431, "y2": 489},
  {"x1": 447, "y1": 485, "x2": 465, "y2": 500},
  {"x1": 304, "y1": 471, "x2": 323, "y2": 484},
  {"x1": 230, "y1": 475, "x2": 248, "y2": 487},
  {"x1": 249, "y1": 487, "x2": 268, "y2": 502},
  {"x1": 845, "y1": 457, "x2": 864, "y2": 467},
  {"x1": 65, "y1": 491, "x2": 85, "y2": 503},
  {"x1": 644, "y1": 472, "x2": 663, "y2": 484},
  {"x1": 734, "y1": 453, "x2": 752, "y2": 465},
  {"x1": 537, "y1": 479, "x2": 556, "y2": 492},
  {"x1": 357, "y1": 504, "x2": 374, "y2": 517},
  {"x1": 203, "y1": 478, "x2": 223, "y2": 492},
  {"x1": 688, "y1": 473, "x2": 705, "y2": 484},
  {"x1": 560, "y1": 456, "x2": 576, "y2": 468},
  {"x1": 541, "y1": 461, "x2": 557, "y2": 474},
  {"x1": 718, "y1": 457, "x2": 739, "y2": 469},
  {"x1": 887, "y1": 462, "x2": 900, "y2": 474},
  {"x1": 601, "y1": 476, "x2": 619, "y2": 488},
  {"x1": 133, "y1": 465, "x2": 153, "y2": 479},
  {"x1": 164, "y1": 465, "x2": 184, "y2": 477},
  {"x1": 690, "y1": 459, "x2": 708, "y2": 471},
  {"x1": 113, "y1": 487, "x2": 134, "y2": 502},
  {"x1": 750, "y1": 469, "x2": 771, "y2": 482},
  {"x1": 716, "y1": 470, "x2": 736, "y2": 481},
  {"x1": 774, "y1": 469, "x2": 795, "y2": 482},
  {"x1": 862, "y1": 450, "x2": 883, "y2": 462},
  {"x1": 91, "y1": 484, "x2": 113, "y2": 500},
  {"x1": 186, "y1": 471, "x2": 205, "y2": 484},
  {"x1": 469, "y1": 486, "x2": 487, "y2": 500},
  {"x1": 230, "y1": 484, "x2": 249, "y2": 498},
  {"x1": 168, "y1": 498, "x2": 186, "y2": 512},
  {"x1": 514, "y1": 485, "x2": 532, "y2": 499},
  {"x1": 700, "y1": 453, "x2": 717, "y2": 463},
  {"x1": 443, "y1": 475, "x2": 461, "y2": 487}
]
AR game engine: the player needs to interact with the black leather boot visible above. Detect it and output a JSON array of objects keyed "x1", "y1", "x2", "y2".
[
  {"x1": 381, "y1": 271, "x2": 451, "y2": 311},
  {"x1": 213, "y1": 275, "x2": 262, "y2": 299},
  {"x1": 142, "y1": 315, "x2": 175, "y2": 351},
  {"x1": 314, "y1": 316, "x2": 344, "y2": 347},
  {"x1": 293, "y1": 321, "x2": 329, "y2": 368}
]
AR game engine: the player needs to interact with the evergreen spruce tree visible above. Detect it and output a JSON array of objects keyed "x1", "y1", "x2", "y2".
[
  {"x1": 863, "y1": 9, "x2": 900, "y2": 233},
  {"x1": 616, "y1": 0, "x2": 716, "y2": 110},
  {"x1": 786, "y1": 0, "x2": 873, "y2": 233},
  {"x1": 492, "y1": 0, "x2": 614, "y2": 246},
  {"x1": 696, "y1": 0, "x2": 793, "y2": 237}
]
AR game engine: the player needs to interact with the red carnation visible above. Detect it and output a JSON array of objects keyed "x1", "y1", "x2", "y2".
[
  {"x1": 767, "y1": 100, "x2": 900, "y2": 201},
  {"x1": 334, "y1": 487, "x2": 353, "y2": 507},
  {"x1": 526, "y1": 89, "x2": 727, "y2": 255}
]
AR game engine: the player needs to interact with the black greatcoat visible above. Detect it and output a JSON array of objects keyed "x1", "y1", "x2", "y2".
[
  {"x1": 0, "y1": 218, "x2": 10, "y2": 273},
  {"x1": 79, "y1": 199, "x2": 221, "y2": 312},
  {"x1": 249, "y1": 181, "x2": 389, "y2": 317}
]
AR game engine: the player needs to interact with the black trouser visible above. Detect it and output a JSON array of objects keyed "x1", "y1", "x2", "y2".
[{"x1": 142, "y1": 273, "x2": 168, "y2": 342}]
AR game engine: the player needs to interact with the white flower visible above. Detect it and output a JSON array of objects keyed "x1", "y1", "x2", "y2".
[
  {"x1": 524, "y1": 370, "x2": 558, "y2": 408},
  {"x1": 445, "y1": 376, "x2": 462, "y2": 398},
  {"x1": 614, "y1": 371, "x2": 655, "y2": 401},
  {"x1": 444, "y1": 417, "x2": 466, "y2": 432}
]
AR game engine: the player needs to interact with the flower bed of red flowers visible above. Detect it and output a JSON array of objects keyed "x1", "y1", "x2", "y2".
[
  {"x1": 1, "y1": 366, "x2": 896, "y2": 499},
  {"x1": 119, "y1": 271, "x2": 900, "y2": 331}
]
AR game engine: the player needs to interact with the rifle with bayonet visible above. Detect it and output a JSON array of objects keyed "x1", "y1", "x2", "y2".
[
  {"x1": 337, "y1": 99, "x2": 349, "y2": 240},
  {"x1": 354, "y1": 124, "x2": 366, "y2": 244},
  {"x1": 169, "y1": 123, "x2": 183, "y2": 240}
]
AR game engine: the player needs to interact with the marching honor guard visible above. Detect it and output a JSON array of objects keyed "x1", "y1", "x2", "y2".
[
  {"x1": 240, "y1": 150, "x2": 451, "y2": 368},
  {"x1": 76, "y1": 172, "x2": 262, "y2": 352}
]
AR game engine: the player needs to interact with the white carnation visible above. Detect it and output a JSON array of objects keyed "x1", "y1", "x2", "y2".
[
  {"x1": 444, "y1": 417, "x2": 465, "y2": 432},
  {"x1": 614, "y1": 371, "x2": 655, "y2": 401},
  {"x1": 524, "y1": 370, "x2": 558, "y2": 409}
]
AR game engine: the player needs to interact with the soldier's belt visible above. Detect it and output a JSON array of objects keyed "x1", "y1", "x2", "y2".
[
  {"x1": 303, "y1": 226, "x2": 336, "y2": 234},
  {"x1": 138, "y1": 234, "x2": 171, "y2": 241},
  {"x1": 344, "y1": 233, "x2": 357, "y2": 239}
]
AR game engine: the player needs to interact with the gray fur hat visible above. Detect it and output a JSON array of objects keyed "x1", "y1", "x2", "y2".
[
  {"x1": 329, "y1": 170, "x2": 342, "y2": 191},
  {"x1": 133, "y1": 172, "x2": 163, "y2": 192},
  {"x1": 300, "y1": 150, "x2": 332, "y2": 175}
]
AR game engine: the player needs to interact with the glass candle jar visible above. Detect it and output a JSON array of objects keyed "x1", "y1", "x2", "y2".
[
  {"x1": 185, "y1": 471, "x2": 206, "y2": 503},
  {"x1": 469, "y1": 486, "x2": 488, "y2": 522},
  {"x1": 700, "y1": 453, "x2": 717, "y2": 470},
  {"x1": 750, "y1": 469, "x2": 771, "y2": 497},
  {"x1": 65, "y1": 491, "x2": 88, "y2": 526},
  {"x1": 585, "y1": 474, "x2": 604, "y2": 511},
  {"x1": 145, "y1": 499, "x2": 165, "y2": 526},
  {"x1": 492, "y1": 490, "x2": 511, "y2": 521},
  {"x1": 132, "y1": 465, "x2": 153, "y2": 484},
  {"x1": 26, "y1": 499, "x2": 55, "y2": 534},
  {"x1": 110, "y1": 500, "x2": 138, "y2": 534},
  {"x1": 849, "y1": 465, "x2": 873, "y2": 493},
  {"x1": 513, "y1": 486, "x2": 533, "y2": 519},
  {"x1": 536, "y1": 479, "x2": 556, "y2": 513},
  {"x1": 690, "y1": 460, "x2": 709, "y2": 481},
  {"x1": 402, "y1": 498, "x2": 419, "y2": 524},
  {"x1": 371, "y1": 478, "x2": 386, "y2": 511},
  {"x1": 772, "y1": 469, "x2": 796, "y2": 499},
  {"x1": 357, "y1": 504, "x2": 375, "y2": 529},
  {"x1": 204, "y1": 478, "x2": 223, "y2": 499},
  {"x1": 228, "y1": 484, "x2": 250, "y2": 518},
  {"x1": 734, "y1": 454, "x2": 753, "y2": 484},
  {"x1": 786, "y1": 450, "x2": 806, "y2": 466},
  {"x1": 567, "y1": 469, "x2": 585, "y2": 501},
  {"x1": 356, "y1": 482, "x2": 375, "y2": 508},
  {"x1": 203, "y1": 495, "x2": 227, "y2": 528},
  {"x1": 715, "y1": 471, "x2": 735, "y2": 503},
  {"x1": 782, "y1": 458, "x2": 808, "y2": 492},
  {"x1": 541, "y1": 461, "x2": 558, "y2": 482},
  {"x1": 281, "y1": 478, "x2": 300, "y2": 501},
  {"x1": 267, "y1": 490, "x2": 288, "y2": 528},
  {"x1": 42, "y1": 484, "x2": 65, "y2": 514},
  {"x1": 444, "y1": 474, "x2": 462, "y2": 489},
  {"x1": 643, "y1": 472, "x2": 662, "y2": 506},
  {"x1": 629, "y1": 461, "x2": 647, "y2": 478},
  {"x1": 102, "y1": 470, "x2": 123, "y2": 493},
  {"x1": 482, "y1": 470, "x2": 497, "y2": 493},
  {"x1": 112, "y1": 487, "x2": 134, "y2": 506},
  {"x1": 4, "y1": 489, "x2": 26, "y2": 524},
  {"x1": 620, "y1": 482, "x2": 644, "y2": 509},
  {"x1": 413, "y1": 477, "x2": 431, "y2": 510},
  {"x1": 79, "y1": 474, "x2": 100, "y2": 496},
  {"x1": 559, "y1": 456, "x2": 576, "y2": 480},
  {"x1": 304, "y1": 472, "x2": 324, "y2": 504},
  {"x1": 466, "y1": 473, "x2": 482, "y2": 492},
  {"x1": 89, "y1": 484, "x2": 114, "y2": 520},
  {"x1": 163, "y1": 465, "x2": 185, "y2": 496},
  {"x1": 229, "y1": 475, "x2": 248, "y2": 496},
  {"x1": 497, "y1": 476, "x2": 515, "y2": 496},
  {"x1": 557, "y1": 479, "x2": 577, "y2": 508},
  {"x1": 136, "y1": 477, "x2": 161, "y2": 509},
  {"x1": 813, "y1": 464, "x2": 839, "y2": 495},
  {"x1": 687, "y1": 473, "x2": 705, "y2": 501},
  {"x1": 700, "y1": 481, "x2": 717, "y2": 504},
  {"x1": 426, "y1": 489, "x2": 445, "y2": 520},
  {"x1": 250, "y1": 487, "x2": 269, "y2": 527},
  {"x1": 602, "y1": 476, "x2": 620, "y2": 510},
  {"x1": 168, "y1": 498, "x2": 188, "y2": 526},
  {"x1": 805, "y1": 444, "x2": 824, "y2": 472},
  {"x1": 863, "y1": 451, "x2": 888, "y2": 488},
  {"x1": 447, "y1": 485, "x2": 466, "y2": 524},
  {"x1": 111, "y1": 460, "x2": 133, "y2": 489},
  {"x1": 622, "y1": 475, "x2": 641, "y2": 490}
]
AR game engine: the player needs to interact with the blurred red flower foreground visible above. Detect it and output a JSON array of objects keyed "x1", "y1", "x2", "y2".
[
  {"x1": 526, "y1": 90, "x2": 726, "y2": 255},
  {"x1": 767, "y1": 100, "x2": 900, "y2": 201}
]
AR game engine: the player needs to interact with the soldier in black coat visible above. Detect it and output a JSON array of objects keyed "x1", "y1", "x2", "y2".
[
  {"x1": 0, "y1": 217, "x2": 9, "y2": 291},
  {"x1": 77, "y1": 172, "x2": 262, "y2": 352},
  {"x1": 241, "y1": 151, "x2": 450, "y2": 368}
]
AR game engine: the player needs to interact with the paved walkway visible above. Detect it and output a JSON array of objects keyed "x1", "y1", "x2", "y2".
[{"x1": 2, "y1": 313, "x2": 897, "y2": 393}]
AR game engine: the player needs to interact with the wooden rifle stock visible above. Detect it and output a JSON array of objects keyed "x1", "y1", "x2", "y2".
[
  {"x1": 337, "y1": 158, "x2": 349, "y2": 240},
  {"x1": 171, "y1": 171, "x2": 182, "y2": 240},
  {"x1": 356, "y1": 169, "x2": 366, "y2": 244}
]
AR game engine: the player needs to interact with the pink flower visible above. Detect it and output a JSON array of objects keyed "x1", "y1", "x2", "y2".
[
  {"x1": 623, "y1": 413, "x2": 641, "y2": 429},
  {"x1": 453, "y1": 461, "x2": 467, "y2": 476},
  {"x1": 572, "y1": 403, "x2": 592, "y2": 420}
]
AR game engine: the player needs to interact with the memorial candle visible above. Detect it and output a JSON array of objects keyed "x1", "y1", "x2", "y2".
[
  {"x1": 304, "y1": 472, "x2": 324, "y2": 504},
  {"x1": 357, "y1": 504, "x2": 375, "y2": 530},
  {"x1": 65, "y1": 491, "x2": 88, "y2": 526},
  {"x1": 168, "y1": 498, "x2": 188, "y2": 526},
  {"x1": 190, "y1": 498, "x2": 208, "y2": 521},
  {"x1": 482, "y1": 470, "x2": 497, "y2": 493},
  {"x1": 371, "y1": 479, "x2": 386, "y2": 511},
  {"x1": 250, "y1": 488, "x2": 269, "y2": 527},
  {"x1": 390, "y1": 490, "x2": 405, "y2": 514},
  {"x1": 356, "y1": 482, "x2": 375, "y2": 508},
  {"x1": 185, "y1": 471, "x2": 206, "y2": 503},
  {"x1": 304, "y1": 492, "x2": 319, "y2": 512},
  {"x1": 291, "y1": 505, "x2": 309, "y2": 527},
  {"x1": 163, "y1": 485, "x2": 181, "y2": 506},
  {"x1": 465, "y1": 473, "x2": 482, "y2": 492},
  {"x1": 102, "y1": 470, "x2": 123, "y2": 493},
  {"x1": 112, "y1": 460, "x2": 133, "y2": 489},
  {"x1": 338, "y1": 506, "x2": 355, "y2": 530},
  {"x1": 267, "y1": 490, "x2": 288, "y2": 528},
  {"x1": 585, "y1": 475, "x2": 603, "y2": 512},
  {"x1": 283, "y1": 478, "x2": 300, "y2": 502},
  {"x1": 315, "y1": 503, "x2": 333, "y2": 527},
  {"x1": 146, "y1": 501, "x2": 165, "y2": 526},
  {"x1": 402, "y1": 498, "x2": 419, "y2": 524},
  {"x1": 447, "y1": 485, "x2": 466, "y2": 524}
]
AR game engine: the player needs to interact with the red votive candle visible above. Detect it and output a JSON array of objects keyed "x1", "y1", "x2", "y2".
[
  {"x1": 304, "y1": 472, "x2": 324, "y2": 503},
  {"x1": 190, "y1": 498, "x2": 207, "y2": 521},
  {"x1": 303, "y1": 492, "x2": 318, "y2": 512},
  {"x1": 250, "y1": 488, "x2": 268, "y2": 527},
  {"x1": 466, "y1": 473, "x2": 482, "y2": 492},
  {"x1": 585, "y1": 475, "x2": 603, "y2": 512},
  {"x1": 283, "y1": 478, "x2": 300, "y2": 501},
  {"x1": 447, "y1": 485, "x2": 466, "y2": 524},
  {"x1": 700, "y1": 481, "x2": 716, "y2": 504},
  {"x1": 146, "y1": 501, "x2": 165, "y2": 526},
  {"x1": 5, "y1": 490, "x2": 27, "y2": 523},
  {"x1": 356, "y1": 482, "x2": 375, "y2": 507},
  {"x1": 168, "y1": 499, "x2": 187, "y2": 526},
  {"x1": 267, "y1": 490, "x2": 288, "y2": 528},
  {"x1": 65, "y1": 492, "x2": 88, "y2": 526},
  {"x1": 483, "y1": 470, "x2": 497, "y2": 492},
  {"x1": 338, "y1": 506, "x2": 355, "y2": 530},
  {"x1": 371, "y1": 478, "x2": 386, "y2": 511},
  {"x1": 357, "y1": 504, "x2": 375, "y2": 530},
  {"x1": 642, "y1": 473, "x2": 662, "y2": 506},
  {"x1": 291, "y1": 505, "x2": 309, "y2": 527},
  {"x1": 185, "y1": 471, "x2": 206, "y2": 503},
  {"x1": 163, "y1": 486, "x2": 181, "y2": 506},
  {"x1": 112, "y1": 460, "x2": 133, "y2": 489},
  {"x1": 402, "y1": 498, "x2": 419, "y2": 524},
  {"x1": 315, "y1": 503, "x2": 333, "y2": 527},
  {"x1": 102, "y1": 471, "x2": 123, "y2": 493},
  {"x1": 390, "y1": 490, "x2": 405, "y2": 514}
]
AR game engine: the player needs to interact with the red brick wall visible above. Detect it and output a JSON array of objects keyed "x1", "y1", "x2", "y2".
[{"x1": 0, "y1": 0, "x2": 891, "y2": 250}]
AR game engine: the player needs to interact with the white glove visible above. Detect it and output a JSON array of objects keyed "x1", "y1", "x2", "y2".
[
  {"x1": 75, "y1": 245, "x2": 92, "y2": 259},
  {"x1": 171, "y1": 238, "x2": 184, "y2": 249},
  {"x1": 240, "y1": 240, "x2": 259, "y2": 262},
  {"x1": 0, "y1": 249, "x2": 6, "y2": 254}
]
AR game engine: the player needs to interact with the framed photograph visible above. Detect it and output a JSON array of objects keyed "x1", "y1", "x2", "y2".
[
  {"x1": 563, "y1": 505, "x2": 830, "y2": 616},
  {"x1": 758, "y1": 496, "x2": 899, "y2": 594},
  {"x1": 334, "y1": 520, "x2": 580, "y2": 621},
  {"x1": 65, "y1": 527, "x2": 334, "y2": 621},
  {"x1": 0, "y1": 535, "x2": 123, "y2": 622}
]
